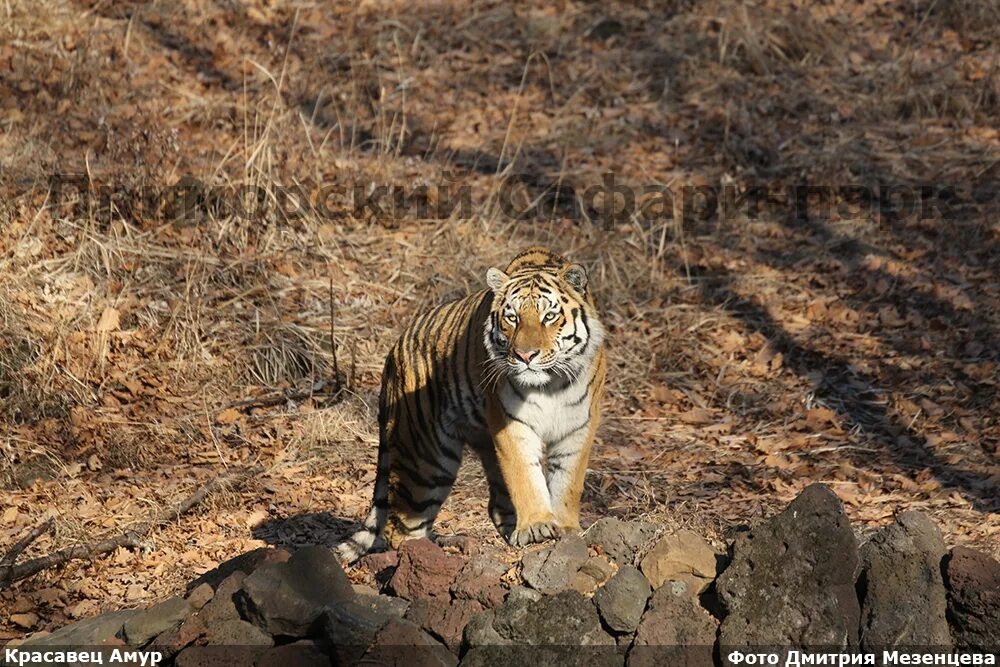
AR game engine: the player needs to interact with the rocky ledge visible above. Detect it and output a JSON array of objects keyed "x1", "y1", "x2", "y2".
[{"x1": 8, "y1": 484, "x2": 998, "y2": 666}]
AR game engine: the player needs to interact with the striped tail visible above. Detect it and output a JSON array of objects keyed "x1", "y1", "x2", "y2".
[{"x1": 336, "y1": 428, "x2": 390, "y2": 563}]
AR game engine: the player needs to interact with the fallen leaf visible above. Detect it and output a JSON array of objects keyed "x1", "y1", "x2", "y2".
[
  {"x1": 805, "y1": 407, "x2": 837, "y2": 428},
  {"x1": 677, "y1": 407, "x2": 714, "y2": 425},
  {"x1": 10, "y1": 613, "x2": 39, "y2": 629},
  {"x1": 96, "y1": 307, "x2": 120, "y2": 333},
  {"x1": 245, "y1": 509, "x2": 268, "y2": 528},
  {"x1": 878, "y1": 305, "x2": 903, "y2": 327},
  {"x1": 650, "y1": 385, "x2": 672, "y2": 403},
  {"x1": 125, "y1": 584, "x2": 145, "y2": 601},
  {"x1": 216, "y1": 408, "x2": 241, "y2": 424}
]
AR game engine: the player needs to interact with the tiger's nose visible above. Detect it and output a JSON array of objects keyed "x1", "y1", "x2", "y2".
[{"x1": 513, "y1": 348, "x2": 540, "y2": 364}]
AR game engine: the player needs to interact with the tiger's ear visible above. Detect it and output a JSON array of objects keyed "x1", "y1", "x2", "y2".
[
  {"x1": 486, "y1": 267, "x2": 509, "y2": 292},
  {"x1": 562, "y1": 263, "x2": 588, "y2": 294}
]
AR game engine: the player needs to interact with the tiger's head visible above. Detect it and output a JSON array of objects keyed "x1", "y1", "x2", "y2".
[{"x1": 483, "y1": 248, "x2": 604, "y2": 388}]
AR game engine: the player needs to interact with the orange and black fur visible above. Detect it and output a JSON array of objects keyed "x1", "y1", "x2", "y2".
[{"x1": 338, "y1": 247, "x2": 606, "y2": 560}]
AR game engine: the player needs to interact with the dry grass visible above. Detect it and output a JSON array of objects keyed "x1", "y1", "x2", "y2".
[{"x1": 0, "y1": 0, "x2": 998, "y2": 636}]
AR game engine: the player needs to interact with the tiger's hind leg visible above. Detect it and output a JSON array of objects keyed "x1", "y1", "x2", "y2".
[
  {"x1": 382, "y1": 431, "x2": 465, "y2": 549},
  {"x1": 470, "y1": 438, "x2": 516, "y2": 542}
]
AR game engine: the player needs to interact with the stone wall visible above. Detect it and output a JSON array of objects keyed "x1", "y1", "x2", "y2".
[{"x1": 8, "y1": 484, "x2": 998, "y2": 666}]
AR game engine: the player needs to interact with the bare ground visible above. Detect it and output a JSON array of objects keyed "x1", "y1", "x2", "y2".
[{"x1": 1, "y1": 0, "x2": 997, "y2": 637}]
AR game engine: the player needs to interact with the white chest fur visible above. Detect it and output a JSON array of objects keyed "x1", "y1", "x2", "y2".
[{"x1": 499, "y1": 376, "x2": 592, "y2": 445}]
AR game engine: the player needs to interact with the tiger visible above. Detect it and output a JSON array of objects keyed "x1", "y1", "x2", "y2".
[{"x1": 337, "y1": 247, "x2": 606, "y2": 561}]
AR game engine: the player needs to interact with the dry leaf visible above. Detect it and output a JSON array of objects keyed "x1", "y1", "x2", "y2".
[
  {"x1": 1, "y1": 506, "x2": 18, "y2": 524},
  {"x1": 216, "y1": 408, "x2": 241, "y2": 424},
  {"x1": 245, "y1": 509, "x2": 268, "y2": 528},
  {"x1": 96, "y1": 307, "x2": 120, "y2": 333},
  {"x1": 9, "y1": 613, "x2": 39, "y2": 629},
  {"x1": 125, "y1": 584, "x2": 146, "y2": 601},
  {"x1": 650, "y1": 385, "x2": 672, "y2": 403},
  {"x1": 678, "y1": 407, "x2": 714, "y2": 425},
  {"x1": 805, "y1": 407, "x2": 837, "y2": 428}
]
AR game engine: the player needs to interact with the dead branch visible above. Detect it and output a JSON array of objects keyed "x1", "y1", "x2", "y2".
[
  {"x1": 0, "y1": 466, "x2": 261, "y2": 590},
  {"x1": 226, "y1": 380, "x2": 340, "y2": 411},
  {"x1": 0, "y1": 518, "x2": 54, "y2": 568}
]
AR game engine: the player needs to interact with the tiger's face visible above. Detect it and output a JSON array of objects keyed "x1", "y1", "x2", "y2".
[{"x1": 483, "y1": 261, "x2": 604, "y2": 388}]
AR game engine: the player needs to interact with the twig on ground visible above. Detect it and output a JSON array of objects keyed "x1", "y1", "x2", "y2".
[
  {"x1": 0, "y1": 518, "x2": 54, "y2": 569},
  {"x1": 0, "y1": 466, "x2": 261, "y2": 590},
  {"x1": 225, "y1": 379, "x2": 345, "y2": 411}
]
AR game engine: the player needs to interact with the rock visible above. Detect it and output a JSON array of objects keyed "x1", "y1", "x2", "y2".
[
  {"x1": 628, "y1": 587, "x2": 717, "y2": 667},
  {"x1": 462, "y1": 591, "x2": 617, "y2": 667},
  {"x1": 504, "y1": 586, "x2": 542, "y2": 605},
  {"x1": 585, "y1": 517, "x2": 659, "y2": 565},
  {"x1": 717, "y1": 483, "x2": 861, "y2": 648},
  {"x1": 175, "y1": 645, "x2": 268, "y2": 667},
  {"x1": 122, "y1": 596, "x2": 190, "y2": 646},
  {"x1": 358, "y1": 549, "x2": 400, "y2": 573},
  {"x1": 520, "y1": 535, "x2": 589, "y2": 595},
  {"x1": 463, "y1": 609, "x2": 509, "y2": 647},
  {"x1": 638, "y1": 530, "x2": 718, "y2": 594},
  {"x1": 470, "y1": 597, "x2": 622, "y2": 666},
  {"x1": 152, "y1": 618, "x2": 205, "y2": 660},
  {"x1": 238, "y1": 545, "x2": 354, "y2": 636},
  {"x1": 322, "y1": 599, "x2": 394, "y2": 665},
  {"x1": 186, "y1": 583, "x2": 214, "y2": 611},
  {"x1": 174, "y1": 647, "x2": 224, "y2": 667},
  {"x1": 256, "y1": 640, "x2": 332, "y2": 667},
  {"x1": 462, "y1": 645, "x2": 622, "y2": 667},
  {"x1": 451, "y1": 555, "x2": 509, "y2": 608},
  {"x1": 204, "y1": 619, "x2": 273, "y2": 646},
  {"x1": 358, "y1": 549, "x2": 400, "y2": 589},
  {"x1": 390, "y1": 539, "x2": 464, "y2": 600},
  {"x1": 196, "y1": 572, "x2": 244, "y2": 627},
  {"x1": 172, "y1": 619, "x2": 272, "y2": 666},
  {"x1": 19, "y1": 610, "x2": 138, "y2": 646},
  {"x1": 187, "y1": 547, "x2": 290, "y2": 593},
  {"x1": 859, "y1": 511, "x2": 951, "y2": 649},
  {"x1": 492, "y1": 589, "x2": 614, "y2": 646},
  {"x1": 944, "y1": 546, "x2": 1000, "y2": 650},
  {"x1": 155, "y1": 572, "x2": 241, "y2": 658},
  {"x1": 593, "y1": 566, "x2": 651, "y2": 634},
  {"x1": 656, "y1": 579, "x2": 699, "y2": 600},
  {"x1": 363, "y1": 618, "x2": 458, "y2": 667},
  {"x1": 436, "y1": 534, "x2": 481, "y2": 555},
  {"x1": 354, "y1": 592, "x2": 411, "y2": 619},
  {"x1": 572, "y1": 572, "x2": 600, "y2": 595},
  {"x1": 574, "y1": 556, "x2": 618, "y2": 594},
  {"x1": 407, "y1": 597, "x2": 485, "y2": 652},
  {"x1": 352, "y1": 583, "x2": 380, "y2": 597},
  {"x1": 580, "y1": 556, "x2": 617, "y2": 584}
]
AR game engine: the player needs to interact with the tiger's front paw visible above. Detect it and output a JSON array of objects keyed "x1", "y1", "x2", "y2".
[{"x1": 508, "y1": 520, "x2": 563, "y2": 548}]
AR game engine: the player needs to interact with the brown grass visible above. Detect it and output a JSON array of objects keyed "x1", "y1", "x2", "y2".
[{"x1": 0, "y1": 0, "x2": 997, "y2": 635}]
